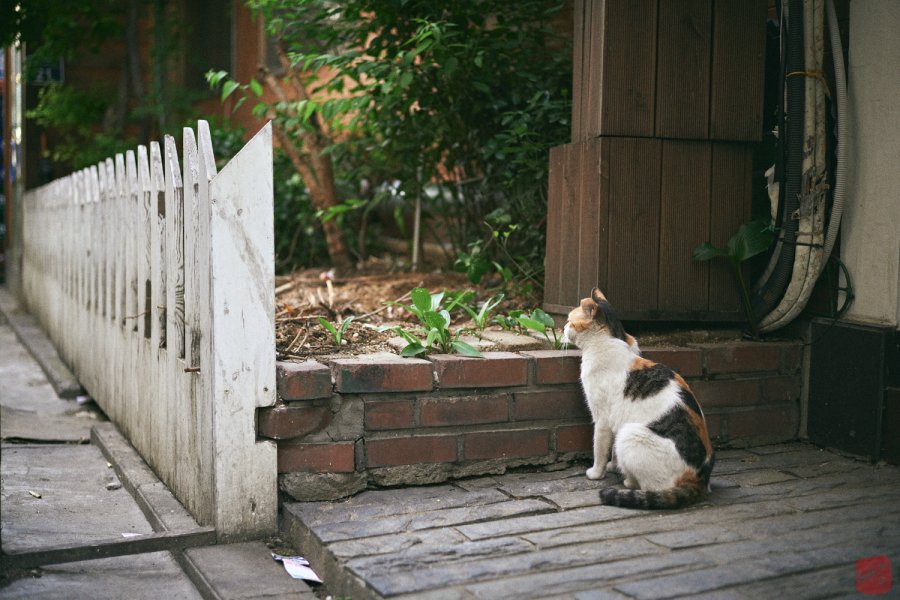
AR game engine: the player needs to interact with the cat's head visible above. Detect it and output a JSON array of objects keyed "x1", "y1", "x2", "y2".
[{"x1": 562, "y1": 288, "x2": 628, "y2": 347}]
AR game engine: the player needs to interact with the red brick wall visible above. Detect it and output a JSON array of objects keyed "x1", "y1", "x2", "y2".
[{"x1": 262, "y1": 341, "x2": 802, "y2": 499}]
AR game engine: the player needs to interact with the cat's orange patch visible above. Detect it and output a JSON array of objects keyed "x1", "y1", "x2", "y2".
[
  {"x1": 625, "y1": 333, "x2": 637, "y2": 347},
  {"x1": 566, "y1": 301, "x2": 596, "y2": 332},
  {"x1": 674, "y1": 373, "x2": 689, "y2": 389},
  {"x1": 682, "y1": 404, "x2": 713, "y2": 456},
  {"x1": 629, "y1": 357, "x2": 655, "y2": 370},
  {"x1": 674, "y1": 469, "x2": 703, "y2": 490}
]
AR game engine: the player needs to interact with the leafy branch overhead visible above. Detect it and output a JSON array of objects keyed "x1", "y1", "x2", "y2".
[{"x1": 208, "y1": 0, "x2": 571, "y2": 274}]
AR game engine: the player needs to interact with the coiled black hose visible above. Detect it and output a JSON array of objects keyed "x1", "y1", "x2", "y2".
[{"x1": 751, "y1": 0, "x2": 805, "y2": 318}]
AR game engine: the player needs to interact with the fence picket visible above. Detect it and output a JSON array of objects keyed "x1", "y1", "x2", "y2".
[
  {"x1": 115, "y1": 154, "x2": 127, "y2": 326},
  {"x1": 150, "y1": 142, "x2": 167, "y2": 349},
  {"x1": 165, "y1": 136, "x2": 185, "y2": 360},
  {"x1": 125, "y1": 151, "x2": 138, "y2": 331},
  {"x1": 137, "y1": 146, "x2": 152, "y2": 340},
  {"x1": 182, "y1": 128, "x2": 200, "y2": 369}
]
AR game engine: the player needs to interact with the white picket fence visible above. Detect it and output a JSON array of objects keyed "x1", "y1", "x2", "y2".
[{"x1": 21, "y1": 121, "x2": 277, "y2": 540}]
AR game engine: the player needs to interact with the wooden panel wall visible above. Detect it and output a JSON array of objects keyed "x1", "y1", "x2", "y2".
[
  {"x1": 659, "y1": 140, "x2": 711, "y2": 312},
  {"x1": 710, "y1": 0, "x2": 768, "y2": 140},
  {"x1": 571, "y1": 0, "x2": 765, "y2": 142},
  {"x1": 572, "y1": 0, "x2": 658, "y2": 141},
  {"x1": 544, "y1": 139, "x2": 751, "y2": 320},
  {"x1": 656, "y1": 0, "x2": 712, "y2": 139},
  {"x1": 605, "y1": 138, "x2": 661, "y2": 313},
  {"x1": 547, "y1": 0, "x2": 764, "y2": 320}
]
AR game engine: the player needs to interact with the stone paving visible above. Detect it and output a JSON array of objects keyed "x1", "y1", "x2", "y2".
[{"x1": 285, "y1": 442, "x2": 900, "y2": 599}]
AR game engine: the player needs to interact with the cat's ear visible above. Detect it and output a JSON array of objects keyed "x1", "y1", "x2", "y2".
[
  {"x1": 591, "y1": 288, "x2": 607, "y2": 305},
  {"x1": 581, "y1": 297, "x2": 597, "y2": 319},
  {"x1": 595, "y1": 297, "x2": 627, "y2": 342}
]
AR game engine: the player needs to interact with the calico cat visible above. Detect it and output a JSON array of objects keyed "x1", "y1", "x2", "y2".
[{"x1": 562, "y1": 288, "x2": 714, "y2": 509}]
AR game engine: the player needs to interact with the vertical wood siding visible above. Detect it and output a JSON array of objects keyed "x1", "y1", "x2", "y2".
[{"x1": 548, "y1": 0, "x2": 763, "y2": 320}]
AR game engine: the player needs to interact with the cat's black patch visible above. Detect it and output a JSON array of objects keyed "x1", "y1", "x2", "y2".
[
  {"x1": 697, "y1": 453, "x2": 715, "y2": 483},
  {"x1": 625, "y1": 364, "x2": 675, "y2": 400},
  {"x1": 678, "y1": 387, "x2": 703, "y2": 417},
  {"x1": 648, "y1": 407, "x2": 708, "y2": 470},
  {"x1": 596, "y1": 300, "x2": 627, "y2": 343}
]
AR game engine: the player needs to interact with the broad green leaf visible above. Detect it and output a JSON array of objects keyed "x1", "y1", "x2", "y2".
[
  {"x1": 249, "y1": 78, "x2": 263, "y2": 97},
  {"x1": 430, "y1": 291, "x2": 445, "y2": 311},
  {"x1": 411, "y1": 288, "x2": 432, "y2": 315},
  {"x1": 424, "y1": 311, "x2": 448, "y2": 331},
  {"x1": 729, "y1": 220, "x2": 774, "y2": 262},
  {"x1": 692, "y1": 242, "x2": 727, "y2": 262},
  {"x1": 517, "y1": 316, "x2": 546, "y2": 333},
  {"x1": 221, "y1": 80, "x2": 240, "y2": 102},
  {"x1": 401, "y1": 343, "x2": 427, "y2": 357},
  {"x1": 531, "y1": 308, "x2": 554, "y2": 328},
  {"x1": 451, "y1": 340, "x2": 483, "y2": 358}
]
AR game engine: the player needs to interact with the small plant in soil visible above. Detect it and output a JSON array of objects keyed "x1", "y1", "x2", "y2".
[
  {"x1": 459, "y1": 292, "x2": 505, "y2": 335},
  {"x1": 317, "y1": 315, "x2": 355, "y2": 347},
  {"x1": 378, "y1": 287, "x2": 482, "y2": 357},
  {"x1": 491, "y1": 309, "x2": 525, "y2": 333},
  {"x1": 515, "y1": 308, "x2": 565, "y2": 350}
]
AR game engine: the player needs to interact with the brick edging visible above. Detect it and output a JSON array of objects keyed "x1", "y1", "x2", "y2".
[{"x1": 263, "y1": 340, "x2": 803, "y2": 500}]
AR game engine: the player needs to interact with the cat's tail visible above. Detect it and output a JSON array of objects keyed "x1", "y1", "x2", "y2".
[{"x1": 599, "y1": 457, "x2": 714, "y2": 510}]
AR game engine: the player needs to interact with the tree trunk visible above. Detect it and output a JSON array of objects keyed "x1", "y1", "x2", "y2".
[{"x1": 259, "y1": 55, "x2": 353, "y2": 271}]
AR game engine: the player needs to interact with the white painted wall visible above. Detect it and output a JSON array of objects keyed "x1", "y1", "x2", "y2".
[{"x1": 843, "y1": 0, "x2": 900, "y2": 327}]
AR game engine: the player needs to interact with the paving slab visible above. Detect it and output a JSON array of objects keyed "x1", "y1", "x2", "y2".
[
  {"x1": 0, "y1": 289, "x2": 83, "y2": 399},
  {"x1": 284, "y1": 442, "x2": 900, "y2": 599},
  {"x1": 0, "y1": 293, "x2": 314, "y2": 599},
  {"x1": 0, "y1": 322, "x2": 99, "y2": 443},
  {"x1": 0, "y1": 552, "x2": 203, "y2": 600},
  {"x1": 1, "y1": 444, "x2": 154, "y2": 552}
]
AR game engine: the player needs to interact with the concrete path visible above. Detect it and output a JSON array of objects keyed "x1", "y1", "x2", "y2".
[
  {"x1": 1, "y1": 289, "x2": 315, "y2": 599},
  {"x1": 0, "y1": 321, "x2": 100, "y2": 443},
  {"x1": 286, "y1": 443, "x2": 900, "y2": 599}
]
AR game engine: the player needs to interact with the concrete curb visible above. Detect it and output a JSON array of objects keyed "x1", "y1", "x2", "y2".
[
  {"x1": 92, "y1": 422, "x2": 312, "y2": 599},
  {"x1": 0, "y1": 287, "x2": 83, "y2": 399}
]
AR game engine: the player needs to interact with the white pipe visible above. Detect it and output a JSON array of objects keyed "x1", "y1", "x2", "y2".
[{"x1": 822, "y1": 0, "x2": 847, "y2": 261}]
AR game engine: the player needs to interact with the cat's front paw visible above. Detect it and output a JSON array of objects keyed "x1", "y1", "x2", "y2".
[
  {"x1": 586, "y1": 465, "x2": 607, "y2": 480},
  {"x1": 605, "y1": 460, "x2": 620, "y2": 474}
]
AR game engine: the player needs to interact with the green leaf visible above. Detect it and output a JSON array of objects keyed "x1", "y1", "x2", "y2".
[
  {"x1": 221, "y1": 80, "x2": 240, "y2": 102},
  {"x1": 411, "y1": 288, "x2": 432, "y2": 316},
  {"x1": 206, "y1": 70, "x2": 228, "y2": 88},
  {"x1": 729, "y1": 220, "x2": 774, "y2": 262},
  {"x1": 430, "y1": 291, "x2": 445, "y2": 312},
  {"x1": 249, "y1": 78, "x2": 263, "y2": 97},
  {"x1": 401, "y1": 343, "x2": 427, "y2": 357},
  {"x1": 424, "y1": 311, "x2": 449, "y2": 331},
  {"x1": 531, "y1": 309, "x2": 555, "y2": 328},
  {"x1": 692, "y1": 242, "x2": 727, "y2": 262},
  {"x1": 317, "y1": 317, "x2": 338, "y2": 339},
  {"x1": 338, "y1": 315, "x2": 355, "y2": 336},
  {"x1": 517, "y1": 316, "x2": 546, "y2": 334},
  {"x1": 451, "y1": 340, "x2": 483, "y2": 358}
]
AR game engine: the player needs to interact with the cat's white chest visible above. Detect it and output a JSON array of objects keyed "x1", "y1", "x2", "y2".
[{"x1": 580, "y1": 366, "x2": 625, "y2": 420}]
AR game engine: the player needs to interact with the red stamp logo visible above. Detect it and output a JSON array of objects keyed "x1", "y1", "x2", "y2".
[{"x1": 856, "y1": 555, "x2": 892, "y2": 595}]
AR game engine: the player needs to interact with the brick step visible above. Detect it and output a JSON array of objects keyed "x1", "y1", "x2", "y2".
[{"x1": 262, "y1": 342, "x2": 802, "y2": 501}]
